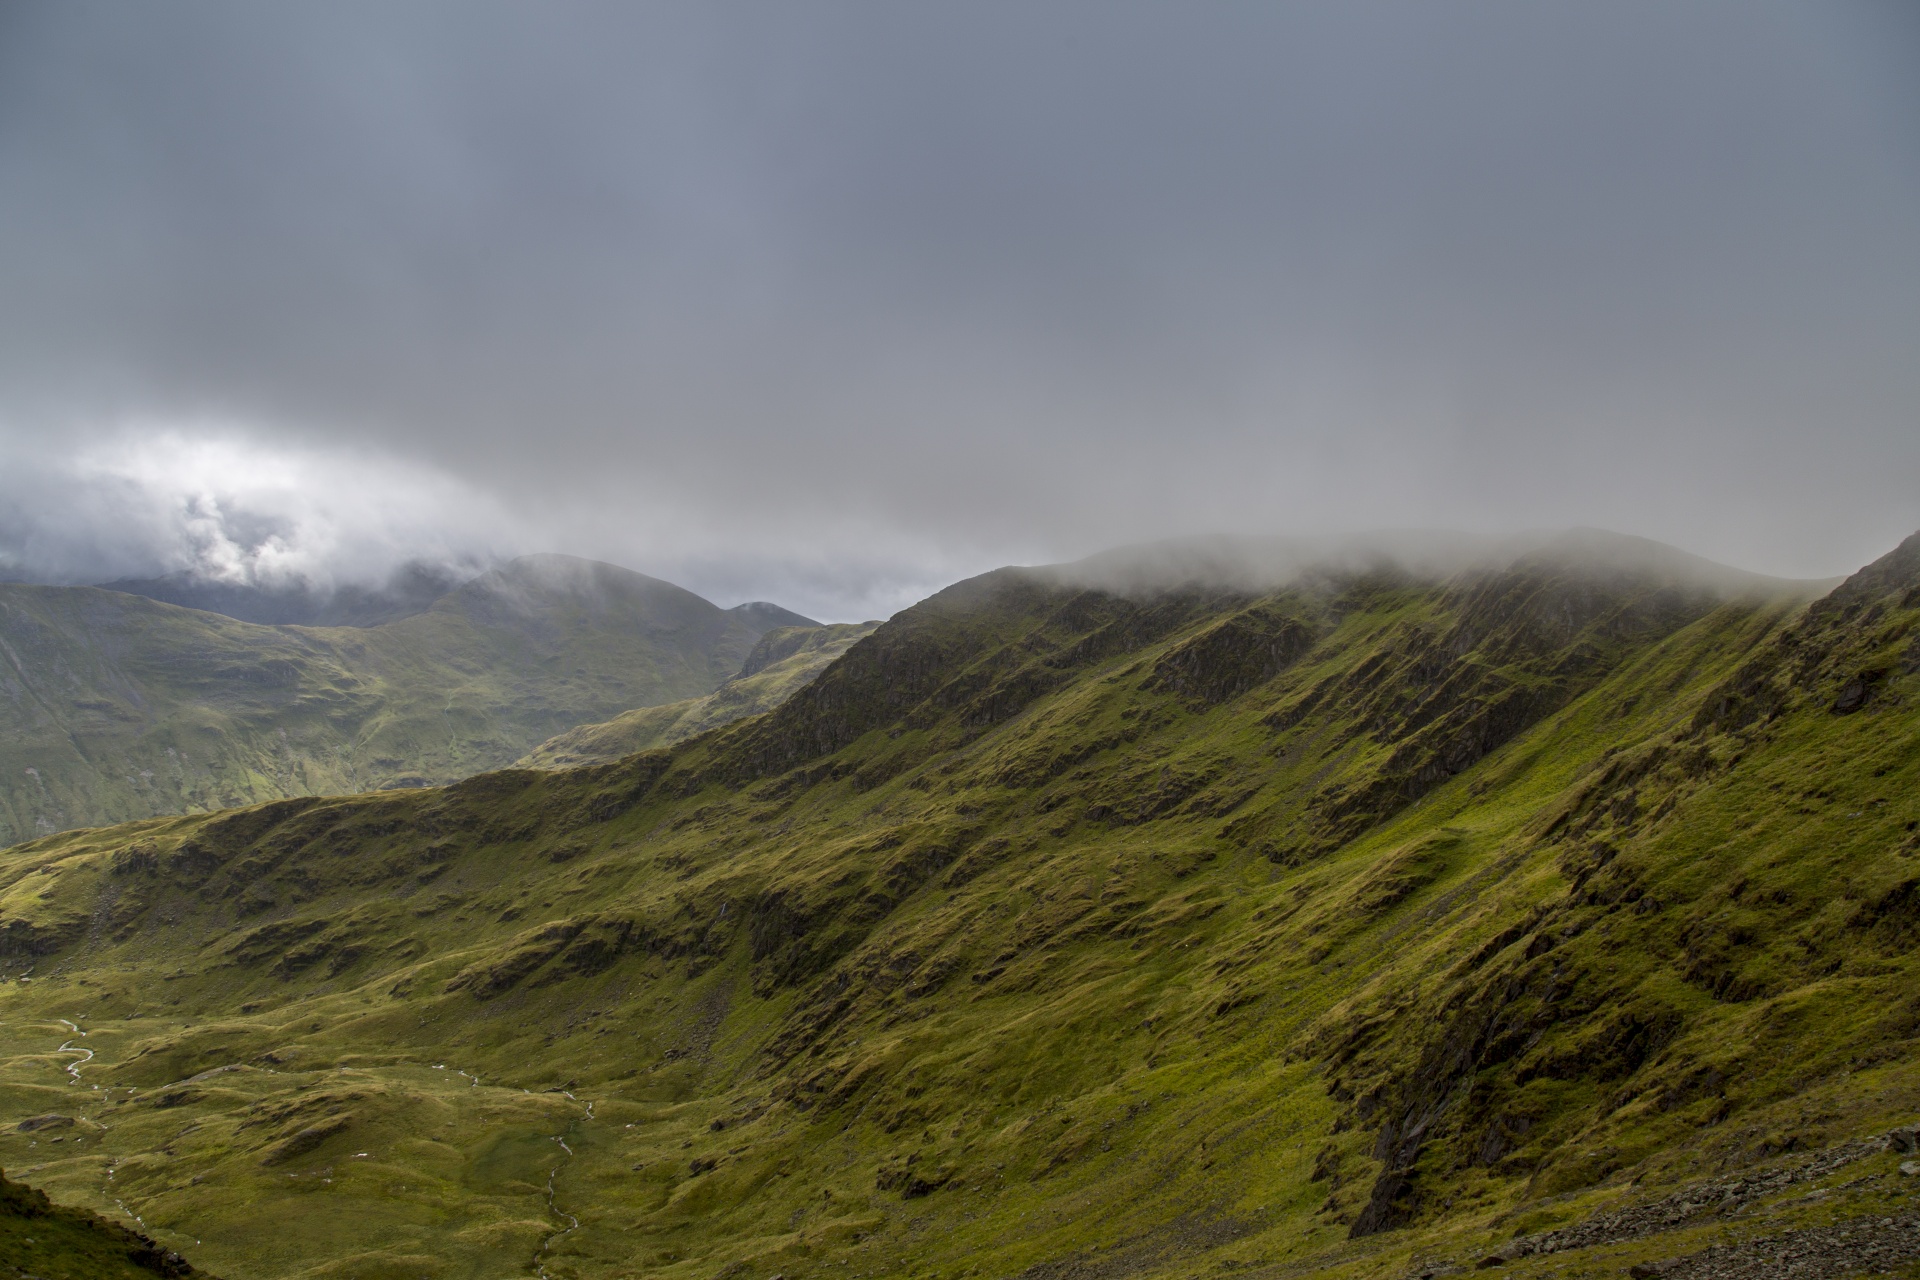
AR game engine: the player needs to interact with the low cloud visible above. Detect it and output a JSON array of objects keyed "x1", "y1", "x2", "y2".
[
  {"x1": 0, "y1": 424, "x2": 516, "y2": 592},
  {"x1": 0, "y1": 422, "x2": 977, "y2": 620},
  {"x1": 0, "y1": 6, "x2": 1914, "y2": 617}
]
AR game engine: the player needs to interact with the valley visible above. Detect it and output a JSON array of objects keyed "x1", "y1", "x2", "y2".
[
  {"x1": 0, "y1": 556, "x2": 815, "y2": 846},
  {"x1": 1, "y1": 530, "x2": 1917, "y2": 1280},
  {"x1": 520, "y1": 621, "x2": 882, "y2": 769}
]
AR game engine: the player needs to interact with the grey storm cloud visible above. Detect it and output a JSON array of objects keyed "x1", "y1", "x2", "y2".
[{"x1": 0, "y1": 1, "x2": 1916, "y2": 619}]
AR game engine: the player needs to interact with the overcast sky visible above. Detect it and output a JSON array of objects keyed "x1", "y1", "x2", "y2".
[{"x1": 1, "y1": 2, "x2": 1915, "y2": 619}]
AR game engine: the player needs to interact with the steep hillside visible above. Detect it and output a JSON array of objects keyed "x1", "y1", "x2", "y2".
[
  {"x1": 520, "y1": 621, "x2": 882, "y2": 768},
  {"x1": 0, "y1": 555, "x2": 812, "y2": 844},
  {"x1": 1, "y1": 531, "x2": 1917, "y2": 1280},
  {"x1": 3, "y1": 1163, "x2": 219, "y2": 1279}
]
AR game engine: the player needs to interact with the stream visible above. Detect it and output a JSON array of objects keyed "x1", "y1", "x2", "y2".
[
  {"x1": 436, "y1": 1061, "x2": 593, "y2": 1276},
  {"x1": 533, "y1": 1126, "x2": 587, "y2": 1280}
]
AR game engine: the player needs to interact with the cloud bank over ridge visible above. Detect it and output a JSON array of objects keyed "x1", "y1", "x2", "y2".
[
  {"x1": 0, "y1": 3, "x2": 1915, "y2": 619},
  {"x1": 0, "y1": 427, "x2": 511, "y2": 592}
]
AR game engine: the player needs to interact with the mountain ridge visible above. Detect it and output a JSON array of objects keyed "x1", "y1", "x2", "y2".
[
  {"x1": 0, "y1": 529, "x2": 1914, "y2": 1280},
  {"x1": 96, "y1": 561, "x2": 473, "y2": 629}
]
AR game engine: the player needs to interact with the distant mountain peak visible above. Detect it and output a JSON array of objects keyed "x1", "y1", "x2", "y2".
[
  {"x1": 441, "y1": 554, "x2": 714, "y2": 624},
  {"x1": 726, "y1": 600, "x2": 820, "y2": 632}
]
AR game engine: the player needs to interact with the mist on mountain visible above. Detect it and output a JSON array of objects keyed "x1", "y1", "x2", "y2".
[
  {"x1": 1038, "y1": 527, "x2": 1828, "y2": 602},
  {"x1": 98, "y1": 560, "x2": 475, "y2": 627}
]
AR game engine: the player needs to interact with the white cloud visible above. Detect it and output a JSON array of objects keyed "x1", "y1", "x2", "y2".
[
  {"x1": 0, "y1": 421, "x2": 988, "y2": 619},
  {"x1": 0, "y1": 422, "x2": 522, "y2": 589}
]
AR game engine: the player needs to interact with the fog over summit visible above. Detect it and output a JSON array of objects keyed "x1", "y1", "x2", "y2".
[
  {"x1": 0, "y1": 3, "x2": 1915, "y2": 619},
  {"x1": 1035, "y1": 527, "x2": 1831, "y2": 605}
]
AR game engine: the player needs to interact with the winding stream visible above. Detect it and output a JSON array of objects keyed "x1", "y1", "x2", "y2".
[
  {"x1": 533, "y1": 1128, "x2": 586, "y2": 1280},
  {"x1": 438, "y1": 1061, "x2": 593, "y2": 1276},
  {"x1": 57, "y1": 1039, "x2": 94, "y2": 1083}
]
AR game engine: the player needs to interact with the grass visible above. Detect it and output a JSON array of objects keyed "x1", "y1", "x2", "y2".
[
  {"x1": 519, "y1": 623, "x2": 882, "y2": 768},
  {"x1": 0, "y1": 555, "x2": 801, "y2": 847},
  {"x1": 0, "y1": 533, "x2": 1916, "y2": 1279},
  {"x1": 2, "y1": 1157, "x2": 220, "y2": 1278}
]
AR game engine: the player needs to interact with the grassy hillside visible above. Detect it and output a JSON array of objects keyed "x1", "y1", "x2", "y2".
[
  {"x1": 1, "y1": 531, "x2": 1917, "y2": 1280},
  {"x1": 519, "y1": 622, "x2": 882, "y2": 768},
  {"x1": 3, "y1": 1162, "x2": 220, "y2": 1279},
  {"x1": 0, "y1": 555, "x2": 809, "y2": 845}
]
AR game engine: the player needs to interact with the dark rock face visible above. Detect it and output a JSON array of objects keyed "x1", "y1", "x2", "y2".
[
  {"x1": 1342, "y1": 937, "x2": 1675, "y2": 1238},
  {"x1": 1144, "y1": 606, "x2": 1317, "y2": 705},
  {"x1": 1700, "y1": 532, "x2": 1920, "y2": 732},
  {"x1": 736, "y1": 625, "x2": 824, "y2": 678},
  {"x1": 1830, "y1": 669, "x2": 1885, "y2": 713}
]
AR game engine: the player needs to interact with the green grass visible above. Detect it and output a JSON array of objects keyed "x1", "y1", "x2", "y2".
[
  {"x1": 1, "y1": 533, "x2": 1917, "y2": 1279},
  {"x1": 0, "y1": 555, "x2": 799, "y2": 846},
  {"x1": 518, "y1": 622, "x2": 881, "y2": 768},
  {"x1": 3, "y1": 1160, "x2": 220, "y2": 1278}
]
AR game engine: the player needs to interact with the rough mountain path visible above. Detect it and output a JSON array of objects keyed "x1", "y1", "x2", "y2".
[
  {"x1": 1626, "y1": 1210, "x2": 1920, "y2": 1278},
  {"x1": 1491, "y1": 1124, "x2": 1920, "y2": 1264},
  {"x1": 1380, "y1": 1124, "x2": 1920, "y2": 1280}
]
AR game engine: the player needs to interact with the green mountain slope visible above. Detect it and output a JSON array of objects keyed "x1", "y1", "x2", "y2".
[
  {"x1": 0, "y1": 554, "x2": 810, "y2": 844},
  {"x1": 519, "y1": 621, "x2": 882, "y2": 768},
  {"x1": 3, "y1": 1162, "x2": 220, "y2": 1279},
  {"x1": 1, "y1": 531, "x2": 1918, "y2": 1280}
]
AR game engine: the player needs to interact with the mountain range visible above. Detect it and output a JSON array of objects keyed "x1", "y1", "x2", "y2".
[
  {"x1": 0, "y1": 554, "x2": 816, "y2": 845},
  {"x1": 98, "y1": 562, "x2": 478, "y2": 629},
  {"x1": 0, "y1": 528, "x2": 1917, "y2": 1280}
]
